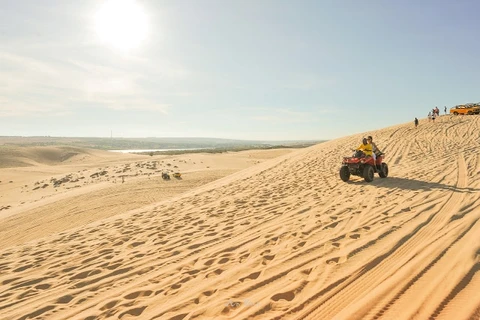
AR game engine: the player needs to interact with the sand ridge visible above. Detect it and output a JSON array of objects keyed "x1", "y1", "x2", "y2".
[{"x1": 1, "y1": 115, "x2": 480, "y2": 319}]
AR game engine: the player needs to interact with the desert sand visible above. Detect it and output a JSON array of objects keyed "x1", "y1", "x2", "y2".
[
  {"x1": 0, "y1": 148, "x2": 292, "y2": 247},
  {"x1": 1, "y1": 115, "x2": 480, "y2": 320}
]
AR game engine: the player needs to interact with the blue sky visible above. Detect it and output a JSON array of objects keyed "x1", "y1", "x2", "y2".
[{"x1": 1, "y1": 0, "x2": 479, "y2": 140}]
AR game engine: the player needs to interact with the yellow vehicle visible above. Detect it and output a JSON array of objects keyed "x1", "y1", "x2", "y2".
[{"x1": 450, "y1": 104, "x2": 480, "y2": 115}]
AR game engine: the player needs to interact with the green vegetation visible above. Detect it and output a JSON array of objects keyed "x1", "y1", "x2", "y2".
[{"x1": 134, "y1": 143, "x2": 320, "y2": 156}]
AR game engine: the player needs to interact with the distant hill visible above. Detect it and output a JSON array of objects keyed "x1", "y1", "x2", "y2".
[
  {"x1": 0, "y1": 136, "x2": 326, "y2": 151},
  {"x1": 0, "y1": 145, "x2": 90, "y2": 168}
]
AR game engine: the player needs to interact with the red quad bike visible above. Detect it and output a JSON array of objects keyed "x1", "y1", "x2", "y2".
[{"x1": 339, "y1": 150, "x2": 389, "y2": 182}]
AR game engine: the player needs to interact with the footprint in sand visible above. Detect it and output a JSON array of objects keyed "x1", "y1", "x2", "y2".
[
  {"x1": 239, "y1": 271, "x2": 261, "y2": 282},
  {"x1": 323, "y1": 221, "x2": 339, "y2": 230},
  {"x1": 13, "y1": 264, "x2": 34, "y2": 273},
  {"x1": 205, "y1": 268, "x2": 224, "y2": 278},
  {"x1": 326, "y1": 256, "x2": 347, "y2": 265},
  {"x1": 118, "y1": 306, "x2": 147, "y2": 318},
  {"x1": 218, "y1": 257, "x2": 230, "y2": 264},
  {"x1": 262, "y1": 254, "x2": 275, "y2": 265},
  {"x1": 293, "y1": 241, "x2": 307, "y2": 250},
  {"x1": 271, "y1": 290, "x2": 295, "y2": 302},
  {"x1": 124, "y1": 290, "x2": 153, "y2": 300},
  {"x1": 239, "y1": 253, "x2": 250, "y2": 263},
  {"x1": 204, "y1": 258, "x2": 215, "y2": 266},
  {"x1": 301, "y1": 268, "x2": 313, "y2": 276},
  {"x1": 35, "y1": 283, "x2": 51, "y2": 290},
  {"x1": 56, "y1": 295, "x2": 74, "y2": 304}
]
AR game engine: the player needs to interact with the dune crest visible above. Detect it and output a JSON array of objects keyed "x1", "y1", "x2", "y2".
[
  {"x1": 0, "y1": 146, "x2": 95, "y2": 168},
  {"x1": 1, "y1": 115, "x2": 480, "y2": 319}
]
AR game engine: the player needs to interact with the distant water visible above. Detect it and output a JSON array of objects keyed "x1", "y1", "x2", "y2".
[{"x1": 109, "y1": 148, "x2": 208, "y2": 154}]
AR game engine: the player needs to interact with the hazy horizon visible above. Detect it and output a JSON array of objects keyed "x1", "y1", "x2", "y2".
[
  {"x1": 0, "y1": 135, "x2": 322, "y2": 142},
  {"x1": 1, "y1": 0, "x2": 479, "y2": 140},
  {"x1": 0, "y1": 135, "x2": 323, "y2": 151}
]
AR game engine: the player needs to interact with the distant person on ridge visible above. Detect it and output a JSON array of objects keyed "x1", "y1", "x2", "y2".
[
  {"x1": 414, "y1": 117, "x2": 419, "y2": 128},
  {"x1": 444, "y1": 106, "x2": 447, "y2": 115}
]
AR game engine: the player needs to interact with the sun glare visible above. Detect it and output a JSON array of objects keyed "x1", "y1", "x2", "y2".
[{"x1": 95, "y1": 0, "x2": 148, "y2": 52}]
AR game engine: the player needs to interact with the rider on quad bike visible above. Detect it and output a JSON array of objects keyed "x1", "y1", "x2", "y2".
[
  {"x1": 367, "y1": 136, "x2": 383, "y2": 163},
  {"x1": 357, "y1": 137, "x2": 373, "y2": 157},
  {"x1": 339, "y1": 138, "x2": 389, "y2": 182}
]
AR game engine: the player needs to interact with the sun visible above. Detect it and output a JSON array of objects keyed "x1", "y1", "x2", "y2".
[{"x1": 95, "y1": 0, "x2": 148, "y2": 52}]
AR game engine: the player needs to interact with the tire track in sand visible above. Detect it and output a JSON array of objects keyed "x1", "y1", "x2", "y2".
[{"x1": 297, "y1": 154, "x2": 468, "y2": 320}]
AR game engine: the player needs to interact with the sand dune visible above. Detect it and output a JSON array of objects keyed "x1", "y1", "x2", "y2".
[
  {"x1": 1, "y1": 115, "x2": 480, "y2": 319},
  {"x1": 0, "y1": 148, "x2": 293, "y2": 247},
  {"x1": 0, "y1": 146, "x2": 90, "y2": 168}
]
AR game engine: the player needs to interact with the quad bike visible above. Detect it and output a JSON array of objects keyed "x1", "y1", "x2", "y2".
[
  {"x1": 162, "y1": 172, "x2": 170, "y2": 180},
  {"x1": 339, "y1": 150, "x2": 389, "y2": 182}
]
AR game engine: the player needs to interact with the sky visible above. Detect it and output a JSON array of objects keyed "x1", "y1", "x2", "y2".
[{"x1": 1, "y1": 0, "x2": 479, "y2": 140}]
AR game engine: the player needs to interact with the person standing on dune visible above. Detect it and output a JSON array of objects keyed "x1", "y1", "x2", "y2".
[
  {"x1": 444, "y1": 106, "x2": 447, "y2": 115},
  {"x1": 415, "y1": 117, "x2": 419, "y2": 128}
]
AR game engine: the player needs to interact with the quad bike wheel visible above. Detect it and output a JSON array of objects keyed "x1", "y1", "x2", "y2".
[
  {"x1": 379, "y1": 163, "x2": 389, "y2": 178},
  {"x1": 340, "y1": 166, "x2": 350, "y2": 182},
  {"x1": 363, "y1": 165, "x2": 374, "y2": 182}
]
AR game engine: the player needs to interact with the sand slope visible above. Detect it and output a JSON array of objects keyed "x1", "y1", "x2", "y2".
[{"x1": 1, "y1": 116, "x2": 480, "y2": 319}]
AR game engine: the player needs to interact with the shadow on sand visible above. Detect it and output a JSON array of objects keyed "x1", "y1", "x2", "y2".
[{"x1": 347, "y1": 176, "x2": 480, "y2": 193}]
